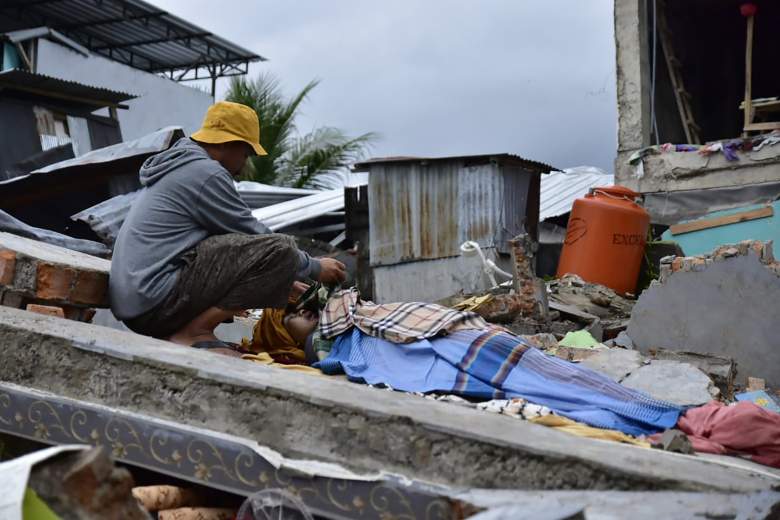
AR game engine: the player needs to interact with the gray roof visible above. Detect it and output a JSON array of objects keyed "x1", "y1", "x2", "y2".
[
  {"x1": 0, "y1": 0, "x2": 264, "y2": 81},
  {"x1": 0, "y1": 68, "x2": 135, "y2": 107}
]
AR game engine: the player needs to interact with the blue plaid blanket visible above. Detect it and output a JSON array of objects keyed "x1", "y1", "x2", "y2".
[{"x1": 317, "y1": 328, "x2": 681, "y2": 436}]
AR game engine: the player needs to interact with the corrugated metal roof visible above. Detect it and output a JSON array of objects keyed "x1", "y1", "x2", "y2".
[
  {"x1": 1, "y1": 0, "x2": 264, "y2": 79},
  {"x1": 72, "y1": 182, "x2": 327, "y2": 245},
  {"x1": 251, "y1": 190, "x2": 346, "y2": 232},
  {"x1": 0, "y1": 68, "x2": 135, "y2": 107},
  {"x1": 235, "y1": 181, "x2": 317, "y2": 209},
  {"x1": 355, "y1": 153, "x2": 555, "y2": 175},
  {"x1": 540, "y1": 167, "x2": 614, "y2": 221}
]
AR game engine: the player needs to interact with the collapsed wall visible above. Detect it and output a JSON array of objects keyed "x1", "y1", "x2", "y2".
[{"x1": 628, "y1": 240, "x2": 780, "y2": 386}]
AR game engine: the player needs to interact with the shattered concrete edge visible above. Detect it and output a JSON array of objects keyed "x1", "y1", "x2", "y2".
[
  {"x1": 0, "y1": 307, "x2": 778, "y2": 492},
  {"x1": 658, "y1": 240, "x2": 778, "y2": 283},
  {"x1": 631, "y1": 239, "x2": 780, "y2": 387}
]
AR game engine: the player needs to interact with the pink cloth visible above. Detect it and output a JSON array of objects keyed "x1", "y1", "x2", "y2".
[{"x1": 677, "y1": 401, "x2": 780, "y2": 468}]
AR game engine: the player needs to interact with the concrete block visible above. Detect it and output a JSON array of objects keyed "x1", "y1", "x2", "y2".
[
  {"x1": 620, "y1": 360, "x2": 719, "y2": 406},
  {"x1": 580, "y1": 348, "x2": 644, "y2": 382}
]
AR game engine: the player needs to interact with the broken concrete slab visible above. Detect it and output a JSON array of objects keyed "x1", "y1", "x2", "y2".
[
  {"x1": 621, "y1": 360, "x2": 719, "y2": 406},
  {"x1": 580, "y1": 349, "x2": 644, "y2": 382},
  {"x1": 650, "y1": 349, "x2": 736, "y2": 400},
  {"x1": 0, "y1": 307, "x2": 777, "y2": 493},
  {"x1": 460, "y1": 489, "x2": 780, "y2": 520},
  {"x1": 628, "y1": 240, "x2": 780, "y2": 386}
]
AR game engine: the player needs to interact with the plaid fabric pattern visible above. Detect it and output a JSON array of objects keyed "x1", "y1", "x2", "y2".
[{"x1": 319, "y1": 288, "x2": 489, "y2": 344}]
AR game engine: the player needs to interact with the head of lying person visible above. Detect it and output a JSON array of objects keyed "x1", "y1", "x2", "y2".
[{"x1": 282, "y1": 308, "x2": 319, "y2": 345}]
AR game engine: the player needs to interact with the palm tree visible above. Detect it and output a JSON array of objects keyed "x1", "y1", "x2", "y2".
[{"x1": 225, "y1": 73, "x2": 377, "y2": 189}]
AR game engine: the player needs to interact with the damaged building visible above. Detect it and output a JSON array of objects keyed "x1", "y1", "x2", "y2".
[
  {"x1": 0, "y1": 1, "x2": 779, "y2": 519},
  {"x1": 614, "y1": 0, "x2": 780, "y2": 233}
]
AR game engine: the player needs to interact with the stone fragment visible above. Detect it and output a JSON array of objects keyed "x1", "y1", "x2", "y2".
[
  {"x1": 520, "y1": 333, "x2": 558, "y2": 350},
  {"x1": 652, "y1": 429, "x2": 695, "y2": 454},
  {"x1": 614, "y1": 331, "x2": 634, "y2": 349},
  {"x1": 28, "y1": 447, "x2": 149, "y2": 519},
  {"x1": 580, "y1": 348, "x2": 644, "y2": 382},
  {"x1": 650, "y1": 350, "x2": 736, "y2": 400},
  {"x1": 621, "y1": 360, "x2": 719, "y2": 406}
]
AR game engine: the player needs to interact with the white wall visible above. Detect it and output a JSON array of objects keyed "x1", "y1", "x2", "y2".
[{"x1": 35, "y1": 39, "x2": 212, "y2": 142}]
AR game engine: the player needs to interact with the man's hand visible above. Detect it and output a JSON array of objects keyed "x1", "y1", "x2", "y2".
[
  {"x1": 289, "y1": 281, "x2": 310, "y2": 302},
  {"x1": 318, "y1": 257, "x2": 346, "y2": 284}
]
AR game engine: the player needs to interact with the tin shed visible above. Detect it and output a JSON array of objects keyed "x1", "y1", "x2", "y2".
[{"x1": 356, "y1": 154, "x2": 553, "y2": 303}]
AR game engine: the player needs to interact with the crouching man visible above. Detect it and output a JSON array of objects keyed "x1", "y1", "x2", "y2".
[{"x1": 109, "y1": 101, "x2": 345, "y2": 349}]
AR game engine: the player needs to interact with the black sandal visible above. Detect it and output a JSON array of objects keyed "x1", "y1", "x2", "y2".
[{"x1": 191, "y1": 340, "x2": 241, "y2": 352}]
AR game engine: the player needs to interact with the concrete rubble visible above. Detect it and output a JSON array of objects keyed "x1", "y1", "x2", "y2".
[
  {"x1": 621, "y1": 360, "x2": 720, "y2": 407},
  {"x1": 1, "y1": 307, "x2": 778, "y2": 495},
  {"x1": 26, "y1": 447, "x2": 149, "y2": 519},
  {"x1": 0, "y1": 2, "x2": 779, "y2": 514}
]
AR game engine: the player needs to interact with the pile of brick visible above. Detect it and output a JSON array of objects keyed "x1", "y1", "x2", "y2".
[
  {"x1": 473, "y1": 233, "x2": 550, "y2": 324},
  {"x1": 0, "y1": 231, "x2": 110, "y2": 321}
]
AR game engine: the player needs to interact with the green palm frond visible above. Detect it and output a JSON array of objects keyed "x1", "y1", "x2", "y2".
[
  {"x1": 277, "y1": 128, "x2": 378, "y2": 189},
  {"x1": 224, "y1": 73, "x2": 377, "y2": 188}
]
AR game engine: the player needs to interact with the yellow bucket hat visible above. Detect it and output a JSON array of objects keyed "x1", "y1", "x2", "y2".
[{"x1": 191, "y1": 101, "x2": 267, "y2": 156}]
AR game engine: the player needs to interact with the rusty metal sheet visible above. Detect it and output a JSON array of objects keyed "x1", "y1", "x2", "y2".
[{"x1": 368, "y1": 158, "x2": 537, "y2": 266}]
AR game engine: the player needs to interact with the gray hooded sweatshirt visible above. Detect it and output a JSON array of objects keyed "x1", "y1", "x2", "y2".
[{"x1": 110, "y1": 138, "x2": 320, "y2": 320}]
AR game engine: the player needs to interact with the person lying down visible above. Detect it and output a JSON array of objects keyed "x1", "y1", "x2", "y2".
[{"x1": 196, "y1": 287, "x2": 779, "y2": 466}]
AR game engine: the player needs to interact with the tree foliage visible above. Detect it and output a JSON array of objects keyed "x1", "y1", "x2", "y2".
[{"x1": 226, "y1": 74, "x2": 377, "y2": 188}]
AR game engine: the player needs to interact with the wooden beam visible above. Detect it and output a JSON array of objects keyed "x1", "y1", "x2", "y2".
[
  {"x1": 743, "y1": 14, "x2": 755, "y2": 137},
  {"x1": 744, "y1": 122, "x2": 780, "y2": 131},
  {"x1": 670, "y1": 206, "x2": 773, "y2": 236}
]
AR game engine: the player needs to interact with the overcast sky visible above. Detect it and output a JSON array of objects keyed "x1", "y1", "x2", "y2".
[{"x1": 153, "y1": 1, "x2": 617, "y2": 171}]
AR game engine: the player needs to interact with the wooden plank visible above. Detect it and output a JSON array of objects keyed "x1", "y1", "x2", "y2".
[
  {"x1": 744, "y1": 122, "x2": 780, "y2": 131},
  {"x1": 670, "y1": 206, "x2": 773, "y2": 236},
  {"x1": 740, "y1": 97, "x2": 780, "y2": 110}
]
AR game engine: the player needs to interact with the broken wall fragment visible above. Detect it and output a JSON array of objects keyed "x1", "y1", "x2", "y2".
[{"x1": 628, "y1": 240, "x2": 780, "y2": 386}]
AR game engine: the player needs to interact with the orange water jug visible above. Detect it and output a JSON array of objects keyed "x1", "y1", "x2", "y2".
[{"x1": 556, "y1": 185, "x2": 649, "y2": 295}]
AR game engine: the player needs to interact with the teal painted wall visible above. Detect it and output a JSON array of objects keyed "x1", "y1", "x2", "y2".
[{"x1": 662, "y1": 200, "x2": 780, "y2": 256}]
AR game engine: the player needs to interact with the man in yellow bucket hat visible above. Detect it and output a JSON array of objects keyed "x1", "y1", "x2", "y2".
[{"x1": 109, "y1": 101, "x2": 346, "y2": 352}]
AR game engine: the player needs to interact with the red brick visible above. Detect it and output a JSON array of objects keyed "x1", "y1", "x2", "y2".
[
  {"x1": 671, "y1": 257, "x2": 683, "y2": 272},
  {"x1": 70, "y1": 270, "x2": 109, "y2": 306},
  {"x1": 0, "y1": 249, "x2": 16, "y2": 286},
  {"x1": 26, "y1": 304, "x2": 65, "y2": 318},
  {"x1": 35, "y1": 263, "x2": 76, "y2": 301}
]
